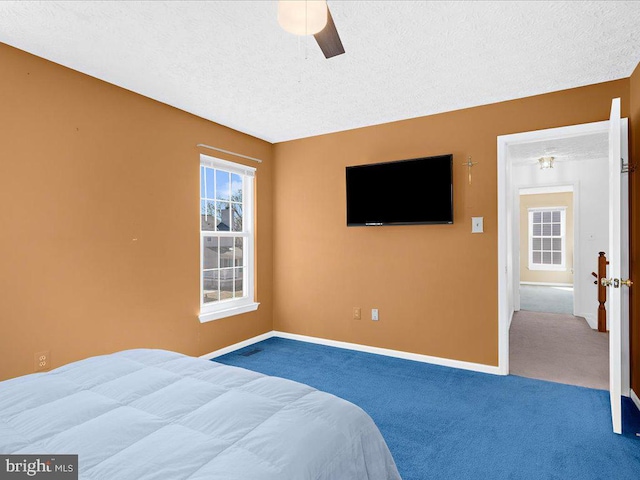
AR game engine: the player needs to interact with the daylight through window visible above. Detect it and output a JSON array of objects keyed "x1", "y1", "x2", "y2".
[
  {"x1": 199, "y1": 155, "x2": 258, "y2": 322},
  {"x1": 528, "y1": 207, "x2": 566, "y2": 271}
]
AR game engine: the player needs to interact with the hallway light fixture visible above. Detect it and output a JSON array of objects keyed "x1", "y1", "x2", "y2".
[
  {"x1": 278, "y1": 0, "x2": 328, "y2": 36},
  {"x1": 538, "y1": 156, "x2": 554, "y2": 170}
]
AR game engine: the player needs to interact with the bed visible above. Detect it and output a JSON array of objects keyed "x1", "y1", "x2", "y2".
[{"x1": 0, "y1": 349, "x2": 401, "y2": 479}]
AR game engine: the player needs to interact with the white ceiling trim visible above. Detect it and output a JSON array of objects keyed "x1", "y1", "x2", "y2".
[{"x1": 520, "y1": 185, "x2": 574, "y2": 195}]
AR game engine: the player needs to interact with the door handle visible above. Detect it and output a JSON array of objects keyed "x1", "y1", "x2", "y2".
[{"x1": 602, "y1": 278, "x2": 633, "y2": 288}]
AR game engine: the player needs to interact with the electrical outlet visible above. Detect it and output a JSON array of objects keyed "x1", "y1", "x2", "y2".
[
  {"x1": 353, "y1": 307, "x2": 361, "y2": 320},
  {"x1": 372, "y1": 309, "x2": 379, "y2": 321},
  {"x1": 34, "y1": 350, "x2": 50, "y2": 372}
]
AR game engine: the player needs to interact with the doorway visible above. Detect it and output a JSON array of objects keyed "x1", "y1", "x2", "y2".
[
  {"x1": 507, "y1": 136, "x2": 609, "y2": 390},
  {"x1": 518, "y1": 186, "x2": 575, "y2": 316},
  {"x1": 496, "y1": 118, "x2": 630, "y2": 396}
]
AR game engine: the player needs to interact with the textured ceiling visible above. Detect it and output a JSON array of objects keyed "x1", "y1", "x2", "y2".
[
  {"x1": 1, "y1": 1, "x2": 639, "y2": 143},
  {"x1": 508, "y1": 132, "x2": 608, "y2": 166}
]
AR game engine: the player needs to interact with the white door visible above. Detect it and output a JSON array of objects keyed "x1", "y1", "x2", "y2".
[{"x1": 607, "y1": 98, "x2": 623, "y2": 434}]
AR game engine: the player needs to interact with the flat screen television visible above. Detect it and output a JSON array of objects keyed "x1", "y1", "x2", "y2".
[{"x1": 346, "y1": 154, "x2": 453, "y2": 226}]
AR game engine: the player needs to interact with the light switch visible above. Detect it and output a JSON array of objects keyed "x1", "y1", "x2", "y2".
[{"x1": 472, "y1": 217, "x2": 484, "y2": 233}]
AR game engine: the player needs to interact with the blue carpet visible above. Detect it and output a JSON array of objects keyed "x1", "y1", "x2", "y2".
[
  {"x1": 520, "y1": 285, "x2": 573, "y2": 315},
  {"x1": 216, "y1": 337, "x2": 640, "y2": 480}
]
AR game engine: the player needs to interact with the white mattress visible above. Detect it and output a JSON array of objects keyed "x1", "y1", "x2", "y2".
[{"x1": 0, "y1": 349, "x2": 401, "y2": 479}]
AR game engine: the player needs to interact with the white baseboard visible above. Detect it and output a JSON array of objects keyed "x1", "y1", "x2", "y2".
[
  {"x1": 200, "y1": 330, "x2": 502, "y2": 375},
  {"x1": 631, "y1": 389, "x2": 640, "y2": 412},
  {"x1": 274, "y1": 331, "x2": 502, "y2": 376},
  {"x1": 199, "y1": 331, "x2": 274, "y2": 359},
  {"x1": 520, "y1": 281, "x2": 573, "y2": 287}
]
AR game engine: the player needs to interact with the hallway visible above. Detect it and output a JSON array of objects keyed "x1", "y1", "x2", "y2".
[
  {"x1": 510, "y1": 310, "x2": 609, "y2": 390},
  {"x1": 520, "y1": 285, "x2": 573, "y2": 315}
]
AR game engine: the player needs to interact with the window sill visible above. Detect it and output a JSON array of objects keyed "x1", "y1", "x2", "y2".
[
  {"x1": 528, "y1": 266, "x2": 567, "y2": 272},
  {"x1": 199, "y1": 302, "x2": 260, "y2": 323}
]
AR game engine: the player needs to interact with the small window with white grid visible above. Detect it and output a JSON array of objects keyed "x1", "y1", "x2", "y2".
[{"x1": 528, "y1": 207, "x2": 566, "y2": 271}]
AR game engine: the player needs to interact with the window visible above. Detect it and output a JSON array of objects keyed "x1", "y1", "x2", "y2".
[
  {"x1": 199, "y1": 155, "x2": 258, "y2": 322},
  {"x1": 528, "y1": 207, "x2": 566, "y2": 271}
]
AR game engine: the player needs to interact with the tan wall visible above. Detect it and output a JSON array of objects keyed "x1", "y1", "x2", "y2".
[
  {"x1": 0, "y1": 44, "x2": 274, "y2": 381},
  {"x1": 630, "y1": 61, "x2": 640, "y2": 394},
  {"x1": 519, "y1": 193, "x2": 574, "y2": 285},
  {"x1": 1, "y1": 41, "x2": 636, "y2": 380},
  {"x1": 273, "y1": 80, "x2": 629, "y2": 367}
]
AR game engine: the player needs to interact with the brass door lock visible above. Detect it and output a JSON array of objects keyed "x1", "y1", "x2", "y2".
[{"x1": 602, "y1": 278, "x2": 633, "y2": 288}]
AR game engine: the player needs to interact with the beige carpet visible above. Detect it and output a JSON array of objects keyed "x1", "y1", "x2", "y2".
[{"x1": 509, "y1": 310, "x2": 609, "y2": 390}]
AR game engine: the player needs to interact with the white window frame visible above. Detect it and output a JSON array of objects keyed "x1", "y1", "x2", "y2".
[
  {"x1": 199, "y1": 154, "x2": 259, "y2": 323},
  {"x1": 528, "y1": 206, "x2": 567, "y2": 272}
]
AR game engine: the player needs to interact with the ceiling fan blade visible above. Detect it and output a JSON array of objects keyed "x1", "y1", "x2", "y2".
[{"x1": 314, "y1": 7, "x2": 345, "y2": 58}]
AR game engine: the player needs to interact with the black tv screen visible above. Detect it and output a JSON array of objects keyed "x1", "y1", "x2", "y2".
[{"x1": 346, "y1": 154, "x2": 453, "y2": 226}]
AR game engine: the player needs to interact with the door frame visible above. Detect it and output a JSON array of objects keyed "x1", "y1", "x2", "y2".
[
  {"x1": 497, "y1": 119, "x2": 630, "y2": 396},
  {"x1": 514, "y1": 184, "x2": 578, "y2": 317}
]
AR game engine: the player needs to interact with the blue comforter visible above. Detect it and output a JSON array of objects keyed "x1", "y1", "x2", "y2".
[{"x1": 0, "y1": 349, "x2": 401, "y2": 479}]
